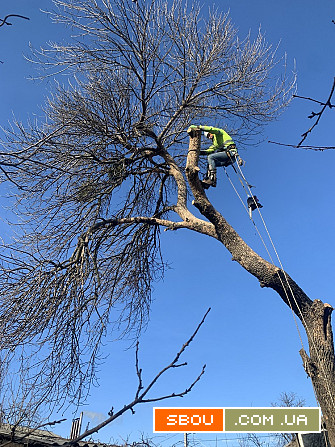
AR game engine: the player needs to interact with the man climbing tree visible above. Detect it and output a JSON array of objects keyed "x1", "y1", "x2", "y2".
[
  {"x1": 188, "y1": 125, "x2": 241, "y2": 189},
  {"x1": 1, "y1": 0, "x2": 335, "y2": 445}
]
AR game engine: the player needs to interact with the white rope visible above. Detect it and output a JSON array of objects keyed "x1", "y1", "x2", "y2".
[
  {"x1": 225, "y1": 166, "x2": 306, "y2": 349},
  {"x1": 236, "y1": 160, "x2": 335, "y2": 420},
  {"x1": 224, "y1": 168, "x2": 277, "y2": 266},
  {"x1": 228, "y1": 159, "x2": 335, "y2": 424}
]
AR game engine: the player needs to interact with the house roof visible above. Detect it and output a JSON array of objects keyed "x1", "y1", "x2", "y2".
[{"x1": 0, "y1": 424, "x2": 117, "y2": 447}]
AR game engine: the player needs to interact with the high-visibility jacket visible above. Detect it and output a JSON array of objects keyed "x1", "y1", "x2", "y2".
[{"x1": 200, "y1": 126, "x2": 237, "y2": 156}]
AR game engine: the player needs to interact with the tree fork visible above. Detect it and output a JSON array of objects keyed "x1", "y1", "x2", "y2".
[{"x1": 186, "y1": 131, "x2": 335, "y2": 445}]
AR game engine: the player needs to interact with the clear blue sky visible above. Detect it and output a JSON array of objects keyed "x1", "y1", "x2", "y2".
[{"x1": 1, "y1": 0, "x2": 335, "y2": 445}]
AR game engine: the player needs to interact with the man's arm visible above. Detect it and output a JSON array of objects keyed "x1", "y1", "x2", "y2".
[
  {"x1": 188, "y1": 125, "x2": 224, "y2": 154},
  {"x1": 199, "y1": 125, "x2": 224, "y2": 136}
]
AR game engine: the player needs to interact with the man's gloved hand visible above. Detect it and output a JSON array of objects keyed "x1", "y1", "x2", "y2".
[
  {"x1": 187, "y1": 125, "x2": 201, "y2": 134},
  {"x1": 199, "y1": 150, "x2": 208, "y2": 156}
]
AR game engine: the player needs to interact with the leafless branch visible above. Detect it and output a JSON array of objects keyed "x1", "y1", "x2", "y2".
[
  {"x1": 268, "y1": 140, "x2": 335, "y2": 151},
  {"x1": 295, "y1": 77, "x2": 335, "y2": 147},
  {"x1": 64, "y1": 308, "x2": 210, "y2": 445},
  {"x1": 0, "y1": 14, "x2": 29, "y2": 28}
]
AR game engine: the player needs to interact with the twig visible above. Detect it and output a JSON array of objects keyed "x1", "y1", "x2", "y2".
[
  {"x1": 293, "y1": 95, "x2": 326, "y2": 106},
  {"x1": 0, "y1": 14, "x2": 29, "y2": 27},
  {"x1": 268, "y1": 140, "x2": 335, "y2": 151},
  {"x1": 135, "y1": 307, "x2": 211, "y2": 401},
  {"x1": 64, "y1": 308, "x2": 211, "y2": 446},
  {"x1": 295, "y1": 77, "x2": 335, "y2": 147},
  {"x1": 134, "y1": 341, "x2": 144, "y2": 400},
  {"x1": 0, "y1": 165, "x2": 25, "y2": 189}
]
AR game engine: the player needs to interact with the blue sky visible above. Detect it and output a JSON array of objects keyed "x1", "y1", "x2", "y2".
[{"x1": 1, "y1": 0, "x2": 335, "y2": 445}]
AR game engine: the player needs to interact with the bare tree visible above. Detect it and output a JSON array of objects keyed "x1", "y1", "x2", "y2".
[
  {"x1": 271, "y1": 392, "x2": 306, "y2": 447},
  {"x1": 238, "y1": 433, "x2": 274, "y2": 447},
  {"x1": 0, "y1": 0, "x2": 296, "y2": 436}
]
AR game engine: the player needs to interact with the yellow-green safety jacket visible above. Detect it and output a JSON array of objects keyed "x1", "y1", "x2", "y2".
[{"x1": 200, "y1": 125, "x2": 238, "y2": 156}]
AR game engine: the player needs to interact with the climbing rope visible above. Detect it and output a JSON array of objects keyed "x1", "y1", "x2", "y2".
[
  {"x1": 226, "y1": 157, "x2": 335, "y2": 430},
  {"x1": 224, "y1": 167, "x2": 307, "y2": 349},
  {"x1": 224, "y1": 168, "x2": 277, "y2": 266}
]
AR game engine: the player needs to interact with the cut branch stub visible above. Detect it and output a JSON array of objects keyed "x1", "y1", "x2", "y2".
[
  {"x1": 304, "y1": 300, "x2": 335, "y2": 363},
  {"x1": 186, "y1": 128, "x2": 202, "y2": 178}
]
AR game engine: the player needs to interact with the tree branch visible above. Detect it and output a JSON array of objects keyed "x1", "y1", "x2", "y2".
[
  {"x1": 268, "y1": 140, "x2": 335, "y2": 151},
  {"x1": 0, "y1": 14, "x2": 29, "y2": 27},
  {"x1": 63, "y1": 308, "x2": 210, "y2": 445},
  {"x1": 295, "y1": 77, "x2": 335, "y2": 147}
]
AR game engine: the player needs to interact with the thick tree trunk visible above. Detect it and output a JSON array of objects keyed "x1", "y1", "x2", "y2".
[
  {"x1": 300, "y1": 300, "x2": 335, "y2": 447},
  {"x1": 185, "y1": 130, "x2": 335, "y2": 445}
]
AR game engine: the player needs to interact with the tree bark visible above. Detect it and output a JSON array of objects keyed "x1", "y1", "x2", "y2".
[
  {"x1": 300, "y1": 300, "x2": 335, "y2": 447},
  {"x1": 185, "y1": 130, "x2": 335, "y2": 445}
]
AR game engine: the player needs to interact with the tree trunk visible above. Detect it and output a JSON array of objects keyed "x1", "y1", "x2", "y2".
[
  {"x1": 185, "y1": 130, "x2": 335, "y2": 445},
  {"x1": 300, "y1": 300, "x2": 335, "y2": 447}
]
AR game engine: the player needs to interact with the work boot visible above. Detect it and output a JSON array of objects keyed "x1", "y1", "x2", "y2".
[
  {"x1": 201, "y1": 168, "x2": 217, "y2": 188},
  {"x1": 200, "y1": 179, "x2": 211, "y2": 189}
]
